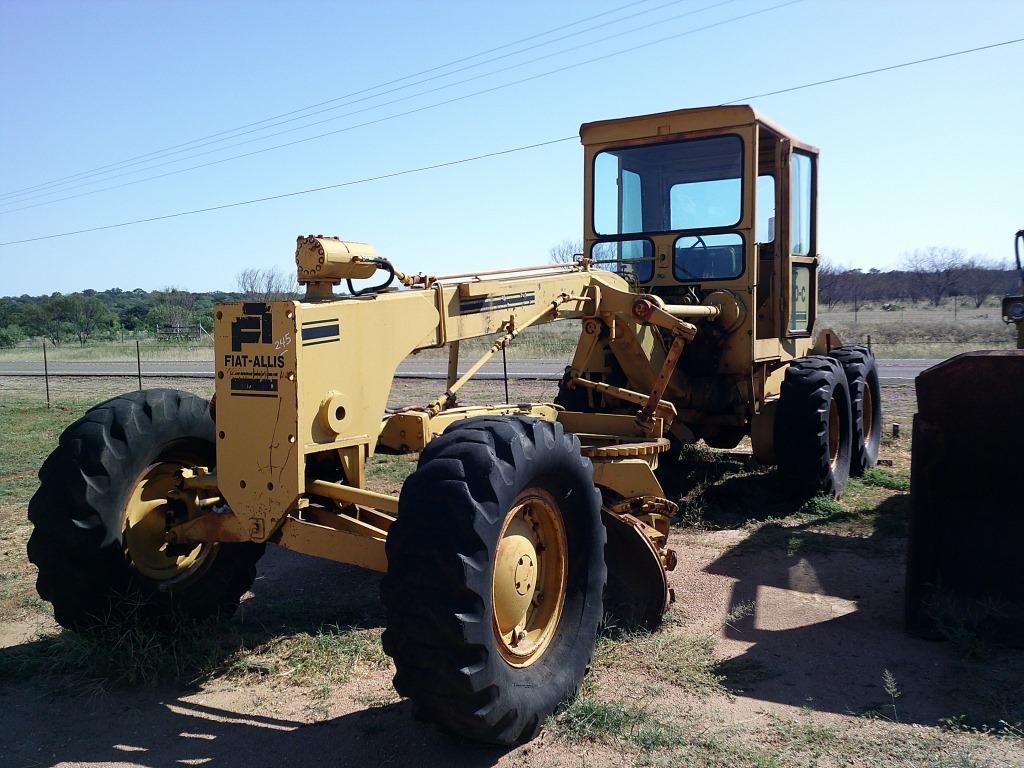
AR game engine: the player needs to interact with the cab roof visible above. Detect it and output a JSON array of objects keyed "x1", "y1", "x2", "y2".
[{"x1": 579, "y1": 104, "x2": 816, "y2": 153}]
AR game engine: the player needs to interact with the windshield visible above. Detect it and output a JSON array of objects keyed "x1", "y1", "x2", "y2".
[{"x1": 593, "y1": 134, "x2": 743, "y2": 236}]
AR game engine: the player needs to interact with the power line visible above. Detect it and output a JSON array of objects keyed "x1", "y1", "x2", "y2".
[
  {"x1": 0, "y1": 0, "x2": 744, "y2": 210},
  {"x1": 4, "y1": 33, "x2": 1018, "y2": 249},
  {"x1": 0, "y1": 137, "x2": 577, "y2": 246},
  {"x1": 0, "y1": 0, "x2": 669, "y2": 201},
  {"x1": 722, "y1": 36, "x2": 1024, "y2": 103},
  {"x1": 0, "y1": 0, "x2": 780, "y2": 214},
  {"x1": 0, "y1": 0, "x2": 699, "y2": 205}
]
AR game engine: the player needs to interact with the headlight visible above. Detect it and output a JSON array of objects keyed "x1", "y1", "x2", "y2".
[{"x1": 1003, "y1": 296, "x2": 1024, "y2": 323}]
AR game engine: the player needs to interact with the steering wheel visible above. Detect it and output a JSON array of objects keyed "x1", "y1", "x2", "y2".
[{"x1": 675, "y1": 235, "x2": 708, "y2": 280}]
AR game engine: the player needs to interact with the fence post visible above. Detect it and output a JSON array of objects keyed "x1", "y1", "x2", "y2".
[
  {"x1": 136, "y1": 340, "x2": 143, "y2": 391},
  {"x1": 502, "y1": 346, "x2": 510, "y2": 405},
  {"x1": 42, "y1": 340, "x2": 51, "y2": 409},
  {"x1": 867, "y1": 334, "x2": 872, "y2": 354}
]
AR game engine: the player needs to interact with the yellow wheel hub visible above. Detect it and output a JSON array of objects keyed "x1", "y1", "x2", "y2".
[
  {"x1": 862, "y1": 384, "x2": 874, "y2": 449},
  {"x1": 828, "y1": 398, "x2": 841, "y2": 469},
  {"x1": 124, "y1": 461, "x2": 212, "y2": 583},
  {"x1": 492, "y1": 488, "x2": 567, "y2": 667}
]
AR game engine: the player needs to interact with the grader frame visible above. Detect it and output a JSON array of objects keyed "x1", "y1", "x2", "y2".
[{"x1": 175, "y1": 250, "x2": 687, "y2": 596}]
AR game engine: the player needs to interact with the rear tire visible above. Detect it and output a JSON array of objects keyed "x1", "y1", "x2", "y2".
[
  {"x1": 700, "y1": 425, "x2": 746, "y2": 450},
  {"x1": 775, "y1": 356, "x2": 853, "y2": 497},
  {"x1": 381, "y1": 416, "x2": 605, "y2": 745},
  {"x1": 553, "y1": 376, "x2": 591, "y2": 412},
  {"x1": 27, "y1": 389, "x2": 265, "y2": 631},
  {"x1": 828, "y1": 345, "x2": 882, "y2": 475}
]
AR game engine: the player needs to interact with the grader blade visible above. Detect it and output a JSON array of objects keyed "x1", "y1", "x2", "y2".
[
  {"x1": 602, "y1": 499, "x2": 677, "y2": 630},
  {"x1": 907, "y1": 350, "x2": 1024, "y2": 644}
]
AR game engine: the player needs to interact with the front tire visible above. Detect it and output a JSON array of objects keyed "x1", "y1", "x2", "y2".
[
  {"x1": 775, "y1": 356, "x2": 853, "y2": 497},
  {"x1": 381, "y1": 416, "x2": 606, "y2": 745},
  {"x1": 27, "y1": 389, "x2": 265, "y2": 630}
]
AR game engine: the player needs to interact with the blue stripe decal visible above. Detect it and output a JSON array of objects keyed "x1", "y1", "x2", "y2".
[{"x1": 302, "y1": 323, "x2": 340, "y2": 341}]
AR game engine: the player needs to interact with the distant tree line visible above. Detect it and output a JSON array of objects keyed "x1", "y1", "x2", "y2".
[
  {"x1": 817, "y1": 247, "x2": 1016, "y2": 311},
  {"x1": 0, "y1": 266, "x2": 299, "y2": 347},
  {"x1": 548, "y1": 241, "x2": 1016, "y2": 311}
]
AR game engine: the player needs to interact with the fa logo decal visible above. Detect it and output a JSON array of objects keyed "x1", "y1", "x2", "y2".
[{"x1": 231, "y1": 303, "x2": 273, "y2": 352}]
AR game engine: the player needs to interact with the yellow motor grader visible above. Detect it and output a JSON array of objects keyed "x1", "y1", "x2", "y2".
[{"x1": 27, "y1": 105, "x2": 880, "y2": 744}]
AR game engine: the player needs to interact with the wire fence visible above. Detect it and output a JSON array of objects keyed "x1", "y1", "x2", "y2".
[{"x1": 1, "y1": 331, "x2": 1018, "y2": 410}]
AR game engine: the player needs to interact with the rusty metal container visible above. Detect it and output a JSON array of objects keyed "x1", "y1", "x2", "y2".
[{"x1": 906, "y1": 350, "x2": 1024, "y2": 645}]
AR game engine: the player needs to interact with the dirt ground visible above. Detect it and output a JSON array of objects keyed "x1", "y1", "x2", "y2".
[{"x1": 0, "y1": 377, "x2": 1021, "y2": 767}]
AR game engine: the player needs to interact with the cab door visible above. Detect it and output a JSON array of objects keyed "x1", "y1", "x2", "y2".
[{"x1": 780, "y1": 144, "x2": 818, "y2": 337}]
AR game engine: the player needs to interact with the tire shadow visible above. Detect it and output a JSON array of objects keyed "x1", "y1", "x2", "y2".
[
  {"x1": 0, "y1": 684, "x2": 511, "y2": 767},
  {"x1": 244, "y1": 545, "x2": 387, "y2": 632},
  {"x1": 0, "y1": 547, "x2": 514, "y2": 767}
]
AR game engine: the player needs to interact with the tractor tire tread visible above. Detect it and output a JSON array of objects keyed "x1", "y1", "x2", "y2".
[
  {"x1": 381, "y1": 416, "x2": 605, "y2": 745},
  {"x1": 27, "y1": 389, "x2": 264, "y2": 631}
]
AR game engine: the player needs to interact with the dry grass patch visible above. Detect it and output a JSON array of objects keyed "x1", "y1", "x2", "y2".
[{"x1": 234, "y1": 623, "x2": 387, "y2": 687}]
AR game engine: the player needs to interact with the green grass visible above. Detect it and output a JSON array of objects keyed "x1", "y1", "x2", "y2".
[
  {"x1": 0, "y1": 599, "x2": 387, "y2": 697},
  {"x1": 0, "y1": 340, "x2": 215, "y2": 363},
  {"x1": 365, "y1": 452, "x2": 419, "y2": 495},
  {"x1": 594, "y1": 628, "x2": 726, "y2": 697},
  {"x1": 0, "y1": 397, "x2": 95, "y2": 504},
  {"x1": 550, "y1": 687, "x2": 1008, "y2": 768},
  {"x1": 253, "y1": 623, "x2": 387, "y2": 687},
  {"x1": 666, "y1": 442, "x2": 913, "y2": 546},
  {"x1": 0, "y1": 599, "x2": 227, "y2": 690},
  {"x1": 797, "y1": 495, "x2": 845, "y2": 517},
  {"x1": 860, "y1": 466, "x2": 911, "y2": 491},
  {"x1": 552, "y1": 695, "x2": 676, "y2": 748}
]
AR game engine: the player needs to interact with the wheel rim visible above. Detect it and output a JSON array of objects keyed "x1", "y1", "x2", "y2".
[
  {"x1": 491, "y1": 487, "x2": 567, "y2": 668},
  {"x1": 828, "y1": 398, "x2": 841, "y2": 469},
  {"x1": 862, "y1": 384, "x2": 874, "y2": 449},
  {"x1": 124, "y1": 460, "x2": 213, "y2": 583}
]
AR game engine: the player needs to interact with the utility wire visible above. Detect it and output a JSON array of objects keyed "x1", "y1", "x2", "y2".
[
  {"x1": 0, "y1": 138, "x2": 577, "y2": 246},
  {"x1": 3, "y1": 33, "x2": 1019, "y2": 248},
  {"x1": 722, "y1": 35, "x2": 1024, "y2": 103},
  {"x1": 0, "y1": 0, "x2": 743, "y2": 210},
  {"x1": 0, "y1": 0, "x2": 668, "y2": 201},
  {"x1": 0, "y1": 0, "x2": 699, "y2": 204},
  {"x1": 0, "y1": 0, "x2": 779, "y2": 214}
]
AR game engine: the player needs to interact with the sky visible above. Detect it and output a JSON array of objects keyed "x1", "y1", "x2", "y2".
[{"x1": 1, "y1": 0, "x2": 1022, "y2": 296}]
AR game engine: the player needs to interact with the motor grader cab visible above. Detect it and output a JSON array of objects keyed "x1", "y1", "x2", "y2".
[
  {"x1": 27, "y1": 105, "x2": 880, "y2": 747},
  {"x1": 568, "y1": 105, "x2": 881, "y2": 494}
]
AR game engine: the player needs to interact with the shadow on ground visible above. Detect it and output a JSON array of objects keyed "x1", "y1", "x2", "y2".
[
  {"x1": 0, "y1": 547, "x2": 515, "y2": 767},
  {"x1": 703, "y1": 517, "x2": 1024, "y2": 731},
  {"x1": 0, "y1": 688, "x2": 511, "y2": 768},
  {"x1": 657, "y1": 449, "x2": 1023, "y2": 731}
]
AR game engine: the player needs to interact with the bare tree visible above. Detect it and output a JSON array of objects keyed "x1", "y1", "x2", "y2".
[
  {"x1": 818, "y1": 260, "x2": 845, "y2": 310},
  {"x1": 549, "y1": 239, "x2": 584, "y2": 264},
  {"x1": 960, "y1": 256, "x2": 1005, "y2": 308},
  {"x1": 236, "y1": 267, "x2": 299, "y2": 302},
  {"x1": 902, "y1": 247, "x2": 967, "y2": 307}
]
